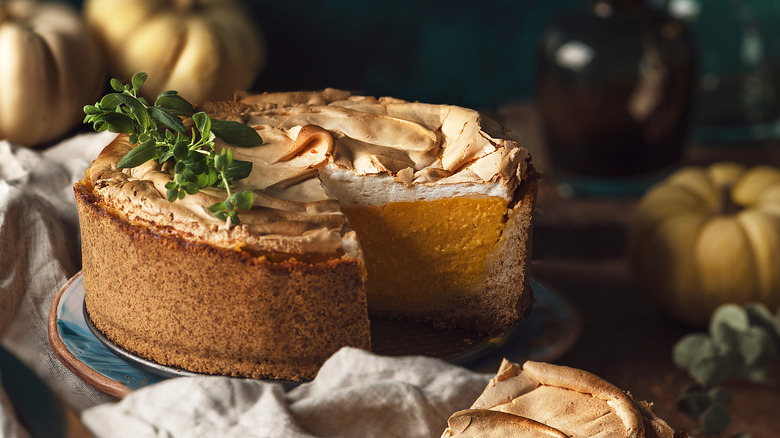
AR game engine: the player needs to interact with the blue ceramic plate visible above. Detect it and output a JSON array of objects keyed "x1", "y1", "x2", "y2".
[
  {"x1": 51, "y1": 272, "x2": 581, "y2": 397},
  {"x1": 51, "y1": 273, "x2": 164, "y2": 397}
]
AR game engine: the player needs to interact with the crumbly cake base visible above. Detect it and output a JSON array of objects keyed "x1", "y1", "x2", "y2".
[{"x1": 75, "y1": 183, "x2": 370, "y2": 381}]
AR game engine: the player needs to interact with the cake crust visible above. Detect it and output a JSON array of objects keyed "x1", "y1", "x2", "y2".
[{"x1": 76, "y1": 182, "x2": 370, "y2": 381}]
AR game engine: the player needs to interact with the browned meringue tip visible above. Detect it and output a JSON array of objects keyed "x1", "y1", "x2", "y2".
[
  {"x1": 444, "y1": 359, "x2": 682, "y2": 438},
  {"x1": 444, "y1": 409, "x2": 569, "y2": 438}
]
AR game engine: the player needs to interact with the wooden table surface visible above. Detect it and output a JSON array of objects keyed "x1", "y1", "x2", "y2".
[{"x1": 494, "y1": 103, "x2": 780, "y2": 438}]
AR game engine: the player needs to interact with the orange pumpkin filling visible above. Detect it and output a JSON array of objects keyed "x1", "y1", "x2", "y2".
[{"x1": 342, "y1": 196, "x2": 509, "y2": 313}]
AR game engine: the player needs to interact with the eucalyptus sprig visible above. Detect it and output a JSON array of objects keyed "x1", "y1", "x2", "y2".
[
  {"x1": 83, "y1": 72, "x2": 262, "y2": 225},
  {"x1": 672, "y1": 302, "x2": 780, "y2": 437}
]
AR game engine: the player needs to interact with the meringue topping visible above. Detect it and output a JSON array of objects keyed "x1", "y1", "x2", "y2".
[
  {"x1": 87, "y1": 89, "x2": 530, "y2": 258},
  {"x1": 443, "y1": 360, "x2": 678, "y2": 438}
]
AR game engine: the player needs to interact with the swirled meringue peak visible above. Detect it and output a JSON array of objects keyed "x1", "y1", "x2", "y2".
[{"x1": 88, "y1": 89, "x2": 531, "y2": 259}]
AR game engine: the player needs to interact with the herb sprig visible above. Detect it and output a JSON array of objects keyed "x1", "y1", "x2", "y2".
[
  {"x1": 672, "y1": 302, "x2": 779, "y2": 437},
  {"x1": 83, "y1": 72, "x2": 262, "y2": 225}
]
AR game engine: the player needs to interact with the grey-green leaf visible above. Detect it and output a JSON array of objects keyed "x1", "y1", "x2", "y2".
[
  {"x1": 711, "y1": 304, "x2": 750, "y2": 333},
  {"x1": 117, "y1": 140, "x2": 157, "y2": 168},
  {"x1": 745, "y1": 302, "x2": 780, "y2": 346},
  {"x1": 738, "y1": 327, "x2": 770, "y2": 366},
  {"x1": 712, "y1": 321, "x2": 741, "y2": 355},
  {"x1": 673, "y1": 333, "x2": 715, "y2": 370},
  {"x1": 690, "y1": 354, "x2": 731, "y2": 387},
  {"x1": 675, "y1": 389, "x2": 710, "y2": 419},
  {"x1": 707, "y1": 387, "x2": 732, "y2": 406},
  {"x1": 211, "y1": 119, "x2": 262, "y2": 147},
  {"x1": 697, "y1": 403, "x2": 731, "y2": 435}
]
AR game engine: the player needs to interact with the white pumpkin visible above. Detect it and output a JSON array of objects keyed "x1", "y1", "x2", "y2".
[
  {"x1": 629, "y1": 162, "x2": 780, "y2": 327},
  {"x1": 84, "y1": 0, "x2": 266, "y2": 104},
  {"x1": 0, "y1": 0, "x2": 103, "y2": 147}
]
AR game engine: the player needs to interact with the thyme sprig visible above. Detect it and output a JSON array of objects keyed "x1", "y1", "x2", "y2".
[{"x1": 83, "y1": 72, "x2": 262, "y2": 225}]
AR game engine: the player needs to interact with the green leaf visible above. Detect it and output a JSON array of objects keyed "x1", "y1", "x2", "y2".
[
  {"x1": 179, "y1": 167, "x2": 198, "y2": 184},
  {"x1": 214, "y1": 153, "x2": 227, "y2": 173},
  {"x1": 159, "y1": 149, "x2": 174, "y2": 163},
  {"x1": 101, "y1": 93, "x2": 150, "y2": 130},
  {"x1": 118, "y1": 140, "x2": 157, "y2": 168},
  {"x1": 211, "y1": 119, "x2": 263, "y2": 147},
  {"x1": 206, "y1": 201, "x2": 226, "y2": 213},
  {"x1": 233, "y1": 190, "x2": 254, "y2": 210},
  {"x1": 131, "y1": 72, "x2": 148, "y2": 91},
  {"x1": 83, "y1": 105, "x2": 101, "y2": 116},
  {"x1": 192, "y1": 112, "x2": 211, "y2": 138},
  {"x1": 164, "y1": 182, "x2": 179, "y2": 202},
  {"x1": 697, "y1": 403, "x2": 731, "y2": 435},
  {"x1": 85, "y1": 73, "x2": 253, "y2": 224},
  {"x1": 224, "y1": 159, "x2": 253, "y2": 180},
  {"x1": 99, "y1": 93, "x2": 124, "y2": 111},
  {"x1": 183, "y1": 182, "x2": 199, "y2": 195},
  {"x1": 197, "y1": 169, "x2": 218, "y2": 188},
  {"x1": 149, "y1": 106, "x2": 186, "y2": 133},
  {"x1": 673, "y1": 333, "x2": 715, "y2": 370},
  {"x1": 110, "y1": 78, "x2": 124, "y2": 92},
  {"x1": 155, "y1": 92, "x2": 194, "y2": 116},
  {"x1": 92, "y1": 112, "x2": 136, "y2": 134},
  {"x1": 172, "y1": 140, "x2": 189, "y2": 161}
]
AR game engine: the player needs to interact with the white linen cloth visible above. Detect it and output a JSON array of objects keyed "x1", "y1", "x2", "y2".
[{"x1": 0, "y1": 133, "x2": 491, "y2": 437}]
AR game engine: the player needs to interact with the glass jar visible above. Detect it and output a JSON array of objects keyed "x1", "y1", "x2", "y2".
[{"x1": 536, "y1": 0, "x2": 697, "y2": 195}]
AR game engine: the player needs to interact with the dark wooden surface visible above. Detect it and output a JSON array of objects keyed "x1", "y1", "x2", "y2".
[{"x1": 495, "y1": 103, "x2": 780, "y2": 438}]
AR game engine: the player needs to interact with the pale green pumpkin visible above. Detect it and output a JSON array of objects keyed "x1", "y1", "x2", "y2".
[
  {"x1": 84, "y1": 0, "x2": 265, "y2": 105},
  {"x1": 0, "y1": 0, "x2": 103, "y2": 147},
  {"x1": 630, "y1": 162, "x2": 780, "y2": 327}
]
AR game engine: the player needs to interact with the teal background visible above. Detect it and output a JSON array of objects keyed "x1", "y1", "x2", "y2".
[
  {"x1": 243, "y1": 0, "x2": 585, "y2": 108},
  {"x1": 63, "y1": 0, "x2": 780, "y2": 123},
  {"x1": 63, "y1": 0, "x2": 586, "y2": 109}
]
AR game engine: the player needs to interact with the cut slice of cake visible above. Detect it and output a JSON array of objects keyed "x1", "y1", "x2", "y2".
[
  {"x1": 76, "y1": 89, "x2": 538, "y2": 380},
  {"x1": 442, "y1": 359, "x2": 684, "y2": 438}
]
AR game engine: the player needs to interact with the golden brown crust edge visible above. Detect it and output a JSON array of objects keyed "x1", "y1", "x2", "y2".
[{"x1": 75, "y1": 182, "x2": 370, "y2": 381}]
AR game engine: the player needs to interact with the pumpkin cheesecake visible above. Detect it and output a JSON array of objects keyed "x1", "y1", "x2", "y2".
[
  {"x1": 75, "y1": 89, "x2": 538, "y2": 380},
  {"x1": 443, "y1": 359, "x2": 684, "y2": 438}
]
